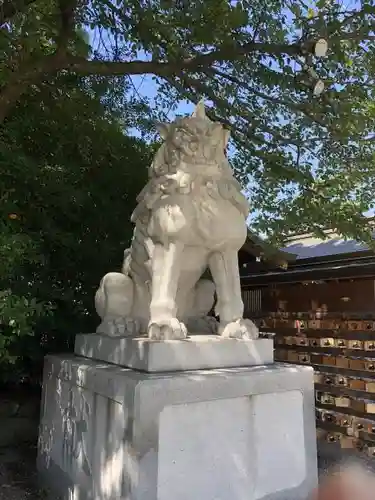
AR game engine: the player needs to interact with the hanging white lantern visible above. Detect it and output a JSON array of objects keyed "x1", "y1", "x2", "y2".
[
  {"x1": 313, "y1": 80, "x2": 325, "y2": 96},
  {"x1": 314, "y1": 39, "x2": 328, "y2": 57}
]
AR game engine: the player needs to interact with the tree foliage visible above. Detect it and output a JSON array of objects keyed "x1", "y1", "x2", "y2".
[
  {"x1": 0, "y1": 73, "x2": 150, "y2": 382},
  {"x1": 1, "y1": 0, "x2": 374, "y2": 240}
]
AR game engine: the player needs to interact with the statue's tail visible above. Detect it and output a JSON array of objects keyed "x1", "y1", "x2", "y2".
[
  {"x1": 95, "y1": 282, "x2": 106, "y2": 319},
  {"x1": 94, "y1": 248, "x2": 131, "y2": 320}
]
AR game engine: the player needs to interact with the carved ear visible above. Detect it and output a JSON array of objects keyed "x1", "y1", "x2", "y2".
[
  {"x1": 192, "y1": 99, "x2": 206, "y2": 119},
  {"x1": 155, "y1": 122, "x2": 170, "y2": 140}
]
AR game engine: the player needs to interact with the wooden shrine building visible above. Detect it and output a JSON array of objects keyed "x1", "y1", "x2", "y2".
[{"x1": 240, "y1": 229, "x2": 375, "y2": 458}]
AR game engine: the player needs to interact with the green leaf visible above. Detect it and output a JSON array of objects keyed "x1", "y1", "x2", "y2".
[{"x1": 307, "y1": 7, "x2": 316, "y2": 18}]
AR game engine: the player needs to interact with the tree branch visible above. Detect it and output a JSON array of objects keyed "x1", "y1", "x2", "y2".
[
  {"x1": 0, "y1": 55, "x2": 177, "y2": 124},
  {"x1": 63, "y1": 57, "x2": 177, "y2": 76},
  {"x1": 173, "y1": 72, "x2": 308, "y2": 149},
  {"x1": 56, "y1": 0, "x2": 78, "y2": 55},
  {"x1": 207, "y1": 67, "x2": 335, "y2": 133},
  {"x1": 180, "y1": 41, "x2": 302, "y2": 68},
  {"x1": 0, "y1": 0, "x2": 37, "y2": 25},
  {"x1": 1, "y1": 2, "x2": 373, "y2": 125},
  {"x1": 328, "y1": 6, "x2": 375, "y2": 33},
  {"x1": 64, "y1": 38, "x2": 305, "y2": 77}
]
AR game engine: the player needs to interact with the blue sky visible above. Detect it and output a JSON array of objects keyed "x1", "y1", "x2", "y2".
[{"x1": 130, "y1": 75, "x2": 194, "y2": 119}]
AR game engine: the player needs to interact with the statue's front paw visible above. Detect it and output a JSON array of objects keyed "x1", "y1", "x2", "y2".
[
  {"x1": 96, "y1": 316, "x2": 140, "y2": 337},
  {"x1": 219, "y1": 319, "x2": 259, "y2": 340},
  {"x1": 148, "y1": 318, "x2": 187, "y2": 340}
]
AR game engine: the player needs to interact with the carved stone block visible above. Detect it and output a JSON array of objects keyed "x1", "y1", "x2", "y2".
[{"x1": 37, "y1": 355, "x2": 318, "y2": 500}]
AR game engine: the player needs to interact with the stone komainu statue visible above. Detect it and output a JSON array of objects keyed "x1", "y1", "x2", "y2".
[{"x1": 95, "y1": 101, "x2": 259, "y2": 340}]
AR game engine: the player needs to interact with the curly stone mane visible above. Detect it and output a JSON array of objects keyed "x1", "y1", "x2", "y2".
[{"x1": 131, "y1": 103, "x2": 248, "y2": 227}]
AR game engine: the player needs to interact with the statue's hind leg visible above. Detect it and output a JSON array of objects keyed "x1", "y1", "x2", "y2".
[
  {"x1": 95, "y1": 272, "x2": 140, "y2": 336},
  {"x1": 184, "y1": 279, "x2": 218, "y2": 334}
]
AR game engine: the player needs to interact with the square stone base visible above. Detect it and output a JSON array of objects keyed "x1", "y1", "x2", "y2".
[
  {"x1": 74, "y1": 334, "x2": 274, "y2": 372},
  {"x1": 37, "y1": 355, "x2": 317, "y2": 500}
]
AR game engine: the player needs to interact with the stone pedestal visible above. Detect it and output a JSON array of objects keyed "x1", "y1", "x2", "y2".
[
  {"x1": 74, "y1": 334, "x2": 274, "y2": 372},
  {"x1": 37, "y1": 336, "x2": 318, "y2": 500}
]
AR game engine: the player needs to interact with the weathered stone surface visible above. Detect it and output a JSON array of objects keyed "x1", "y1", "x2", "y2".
[
  {"x1": 74, "y1": 333, "x2": 274, "y2": 372},
  {"x1": 38, "y1": 355, "x2": 318, "y2": 500}
]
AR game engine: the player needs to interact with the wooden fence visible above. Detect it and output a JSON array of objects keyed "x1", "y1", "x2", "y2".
[{"x1": 254, "y1": 312, "x2": 375, "y2": 458}]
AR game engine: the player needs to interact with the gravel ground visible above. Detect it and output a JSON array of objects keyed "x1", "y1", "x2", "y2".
[
  {"x1": 0, "y1": 442, "x2": 46, "y2": 500},
  {"x1": 1, "y1": 441, "x2": 374, "y2": 499},
  {"x1": 0, "y1": 443, "x2": 361, "y2": 500}
]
